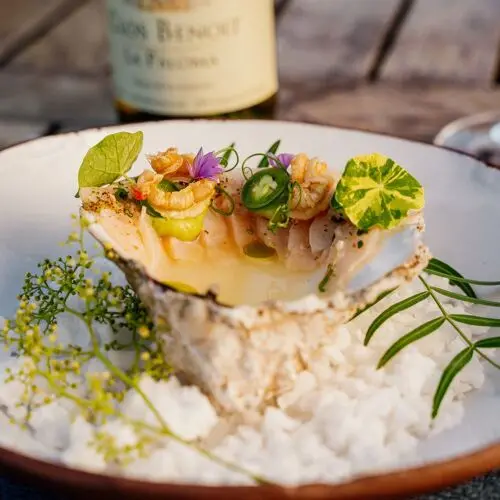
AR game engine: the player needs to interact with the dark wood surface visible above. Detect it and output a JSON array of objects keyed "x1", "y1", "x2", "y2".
[
  {"x1": 0, "y1": 0, "x2": 499, "y2": 150},
  {"x1": 0, "y1": 2, "x2": 500, "y2": 499}
]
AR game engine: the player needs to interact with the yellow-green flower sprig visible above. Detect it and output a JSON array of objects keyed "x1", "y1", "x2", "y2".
[{"x1": 0, "y1": 216, "x2": 269, "y2": 485}]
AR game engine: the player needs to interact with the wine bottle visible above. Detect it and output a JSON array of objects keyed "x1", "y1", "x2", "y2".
[{"x1": 105, "y1": 0, "x2": 279, "y2": 123}]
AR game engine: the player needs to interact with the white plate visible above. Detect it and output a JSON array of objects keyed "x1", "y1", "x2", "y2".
[{"x1": 1, "y1": 120, "x2": 500, "y2": 495}]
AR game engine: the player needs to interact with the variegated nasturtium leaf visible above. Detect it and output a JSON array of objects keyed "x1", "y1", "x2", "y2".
[{"x1": 332, "y1": 153, "x2": 424, "y2": 231}]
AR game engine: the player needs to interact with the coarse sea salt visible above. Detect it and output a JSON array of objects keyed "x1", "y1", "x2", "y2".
[{"x1": 0, "y1": 276, "x2": 489, "y2": 485}]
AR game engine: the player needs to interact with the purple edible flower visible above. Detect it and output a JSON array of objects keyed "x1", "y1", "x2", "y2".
[
  {"x1": 269, "y1": 153, "x2": 294, "y2": 169},
  {"x1": 189, "y1": 148, "x2": 224, "y2": 181}
]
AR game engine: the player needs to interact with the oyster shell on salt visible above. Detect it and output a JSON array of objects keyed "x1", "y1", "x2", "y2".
[{"x1": 79, "y1": 140, "x2": 430, "y2": 413}]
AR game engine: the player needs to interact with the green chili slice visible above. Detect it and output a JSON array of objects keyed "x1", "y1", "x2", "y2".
[{"x1": 241, "y1": 167, "x2": 290, "y2": 210}]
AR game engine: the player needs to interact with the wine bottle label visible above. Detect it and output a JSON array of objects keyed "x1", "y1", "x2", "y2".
[{"x1": 106, "y1": 0, "x2": 278, "y2": 116}]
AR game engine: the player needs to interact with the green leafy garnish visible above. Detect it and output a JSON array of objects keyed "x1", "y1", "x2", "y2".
[
  {"x1": 430, "y1": 287, "x2": 500, "y2": 307},
  {"x1": 366, "y1": 257, "x2": 500, "y2": 419},
  {"x1": 332, "y1": 153, "x2": 424, "y2": 231},
  {"x1": 474, "y1": 337, "x2": 500, "y2": 349},
  {"x1": 449, "y1": 314, "x2": 500, "y2": 327},
  {"x1": 432, "y1": 348, "x2": 473, "y2": 419},
  {"x1": 257, "y1": 139, "x2": 281, "y2": 168},
  {"x1": 77, "y1": 131, "x2": 144, "y2": 191},
  {"x1": 351, "y1": 288, "x2": 396, "y2": 319},
  {"x1": 377, "y1": 317, "x2": 445, "y2": 368},
  {"x1": 364, "y1": 291, "x2": 430, "y2": 346},
  {"x1": 426, "y1": 258, "x2": 476, "y2": 298},
  {"x1": 219, "y1": 142, "x2": 236, "y2": 167},
  {"x1": 0, "y1": 217, "x2": 269, "y2": 484}
]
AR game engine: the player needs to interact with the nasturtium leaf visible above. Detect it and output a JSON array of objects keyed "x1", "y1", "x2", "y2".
[
  {"x1": 332, "y1": 153, "x2": 424, "y2": 231},
  {"x1": 77, "y1": 131, "x2": 144, "y2": 190}
]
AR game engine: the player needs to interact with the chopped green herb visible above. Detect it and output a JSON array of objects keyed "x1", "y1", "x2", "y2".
[
  {"x1": 114, "y1": 187, "x2": 129, "y2": 201},
  {"x1": 318, "y1": 264, "x2": 334, "y2": 293},
  {"x1": 158, "y1": 179, "x2": 179, "y2": 192},
  {"x1": 140, "y1": 200, "x2": 163, "y2": 218},
  {"x1": 357, "y1": 240, "x2": 364, "y2": 249},
  {"x1": 257, "y1": 139, "x2": 281, "y2": 168},
  {"x1": 219, "y1": 142, "x2": 235, "y2": 167}
]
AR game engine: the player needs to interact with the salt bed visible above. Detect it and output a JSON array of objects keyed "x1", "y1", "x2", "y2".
[{"x1": 0, "y1": 274, "x2": 489, "y2": 486}]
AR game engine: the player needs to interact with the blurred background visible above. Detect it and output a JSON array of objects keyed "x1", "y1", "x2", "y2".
[{"x1": 0, "y1": 0, "x2": 499, "y2": 150}]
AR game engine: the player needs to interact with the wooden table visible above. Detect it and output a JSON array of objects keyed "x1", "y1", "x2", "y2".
[
  {"x1": 0, "y1": 0, "x2": 500, "y2": 498},
  {"x1": 0, "y1": 0, "x2": 499, "y2": 149}
]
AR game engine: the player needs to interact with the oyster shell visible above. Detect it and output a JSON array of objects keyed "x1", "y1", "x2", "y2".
[{"x1": 80, "y1": 153, "x2": 430, "y2": 414}]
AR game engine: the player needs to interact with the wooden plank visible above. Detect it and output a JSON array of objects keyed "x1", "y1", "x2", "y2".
[
  {"x1": 0, "y1": 71, "x2": 115, "y2": 125},
  {"x1": 0, "y1": 118, "x2": 50, "y2": 150},
  {"x1": 0, "y1": 0, "x2": 86, "y2": 65},
  {"x1": 0, "y1": 0, "x2": 68, "y2": 62},
  {"x1": 9, "y1": 0, "x2": 108, "y2": 75},
  {"x1": 380, "y1": 0, "x2": 500, "y2": 85},
  {"x1": 281, "y1": 85, "x2": 500, "y2": 142},
  {"x1": 275, "y1": 0, "x2": 291, "y2": 17},
  {"x1": 277, "y1": 0, "x2": 401, "y2": 90}
]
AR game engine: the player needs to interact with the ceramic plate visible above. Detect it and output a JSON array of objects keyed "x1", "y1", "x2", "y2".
[{"x1": 1, "y1": 120, "x2": 500, "y2": 500}]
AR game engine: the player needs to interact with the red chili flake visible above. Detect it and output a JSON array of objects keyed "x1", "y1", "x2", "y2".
[{"x1": 131, "y1": 187, "x2": 147, "y2": 201}]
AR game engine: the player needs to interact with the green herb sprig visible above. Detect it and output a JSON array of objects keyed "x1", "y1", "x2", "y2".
[
  {"x1": 362, "y1": 258, "x2": 500, "y2": 419},
  {"x1": 0, "y1": 216, "x2": 268, "y2": 483}
]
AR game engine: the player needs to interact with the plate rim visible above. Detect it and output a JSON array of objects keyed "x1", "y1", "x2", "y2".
[
  {"x1": 0, "y1": 118, "x2": 499, "y2": 499},
  {"x1": 1, "y1": 117, "x2": 498, "y2": 171}
]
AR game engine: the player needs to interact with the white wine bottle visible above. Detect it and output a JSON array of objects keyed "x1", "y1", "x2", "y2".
[{"x1": 105, "y1": 0, "x2": 279, "y2": 123}]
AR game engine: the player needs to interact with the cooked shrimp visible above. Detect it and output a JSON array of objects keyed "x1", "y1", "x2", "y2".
[
  {"x1": 147, "y1": 147, "x2": 193, "y2": 178},
  {"x1": 136, "y1": 170, "x2": 163, "y2": 197},
  {"x1": 289, "y1": 153, "x2": 336, "y2": 220},
  {"x1": 136, "y1": 170, "x2": 217, "y2": 219}
]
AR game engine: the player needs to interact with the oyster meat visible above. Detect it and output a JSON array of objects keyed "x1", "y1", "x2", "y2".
[{"x1": 79, "y1": 137, "x2": 430, "y2": 413}]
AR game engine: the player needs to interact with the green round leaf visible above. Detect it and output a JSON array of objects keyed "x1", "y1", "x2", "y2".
[
  {"x1": 78, "y1": 131, "x2": 144, "y2": 189},
  {"x1": 333, "y1": 153, "x2": 424, "y2": 230}
]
